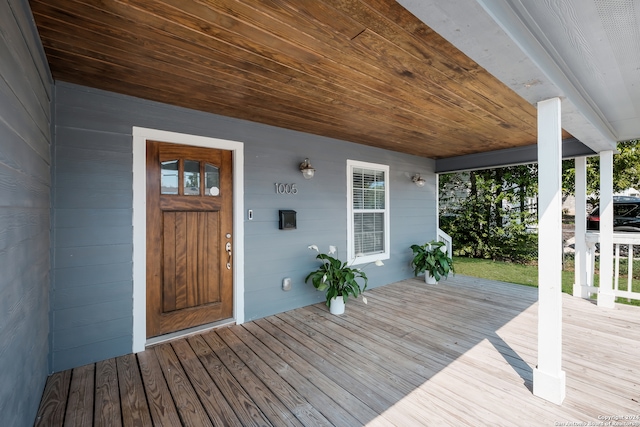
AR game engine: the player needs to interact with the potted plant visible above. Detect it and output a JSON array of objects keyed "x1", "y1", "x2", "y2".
[
  {"x1": 305, "y1": 245, "x2": 383, "y2": 314},
  {"x1": 410, "y1": 240, "x2": 454, "y2": 284}
]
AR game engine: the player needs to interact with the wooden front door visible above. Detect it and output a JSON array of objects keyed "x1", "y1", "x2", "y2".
[{"x1": 146, "y1": 141, "x2": 233, "y2": 338}]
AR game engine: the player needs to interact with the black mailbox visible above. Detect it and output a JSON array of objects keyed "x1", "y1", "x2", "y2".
[{"x1": 279, "y1": 210, "x2": 297, "y2": 230}]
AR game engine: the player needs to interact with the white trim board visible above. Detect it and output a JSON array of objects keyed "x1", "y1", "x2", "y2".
[
  {"x1": 346, "y1": 159, "x2": 391, "y2": 265},
  {"x1": 131, "y1": 127, "x2": 245, "y2": 353}
]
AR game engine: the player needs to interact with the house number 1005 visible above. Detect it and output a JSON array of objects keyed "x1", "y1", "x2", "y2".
[{"x1": 274, "y1": 183, "x2": 298, "y2": 194}]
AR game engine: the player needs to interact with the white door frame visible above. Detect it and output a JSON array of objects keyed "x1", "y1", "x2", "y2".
[{"x1": 131, "y1": 127, "x2": 245, "y2": 352}]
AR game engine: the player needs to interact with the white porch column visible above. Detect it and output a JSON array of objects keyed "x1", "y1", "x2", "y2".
[
  {"x1": 573, "y1": 157, "x2": 589, "y2": 298},
  {"x1": 534, "y1": 97, "x2": 566, "y2": 404},
  {"x1": 598, "y1": 151, "x2": 615, "y2": 308},
  {"x1": 435, "y1": 173, "x2": 440, "y2": 231}
]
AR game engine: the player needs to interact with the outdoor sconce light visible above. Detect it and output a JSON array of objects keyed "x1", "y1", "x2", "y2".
[
  {"x1": 299, "y1": 158, "x2": 315, "y2": 179},
  {"x1": 412, "y1": 173, "x2": 426, "y2": 187}
]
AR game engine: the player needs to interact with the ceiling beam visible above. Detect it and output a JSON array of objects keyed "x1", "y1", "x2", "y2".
[{"x1": 435, "y1": 138, "x2": 595, "y2": 173}]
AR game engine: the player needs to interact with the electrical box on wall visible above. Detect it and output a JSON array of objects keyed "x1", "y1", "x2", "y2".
[{"x1": 279, "y1": 210, "x2": 297, "y2": 230}]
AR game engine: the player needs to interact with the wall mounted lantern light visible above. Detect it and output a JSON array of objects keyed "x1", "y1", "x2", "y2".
[
  {"x1": 412, "y1": 173, "x2": 426, "y2": 187},
  {"x1": 299, "y1": 158, "x2": 316, "y2": 179}
]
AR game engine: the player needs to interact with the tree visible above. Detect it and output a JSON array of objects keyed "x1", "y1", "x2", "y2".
[
  {"x1": 440, "y1": 140, "x2": 640, "y2": 263},
  {"x1": 562, "y1": 139, "x2": 640, "y2": 197},
  {"x1": 439, "y1": 164, "x2": 538, "y2": 262}
]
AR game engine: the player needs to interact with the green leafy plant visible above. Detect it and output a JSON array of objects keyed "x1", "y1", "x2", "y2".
[
  {"x1": 410, "y1": 240, "x2": 454, "y2": 281},
  {"x1": 439, "y1": 167, "x2": 539, "y2": 263},
  {"x1": 305, "y1": 245, "x2": 383, "y2": 306}
]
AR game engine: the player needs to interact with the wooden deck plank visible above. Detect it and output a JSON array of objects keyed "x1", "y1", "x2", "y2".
[
  {"x1": 354, "y1": 286, "x2": 537, "y2": 374},
  {"x1": 170, "y1": 338, "x2": 243, "y2": 426},
  {"x1": 34, "y1": 369, "x2": 71, "y2": 427},
  {"x1": 64, "y1": 364, "x2": 94, "y2": 427},
  {"x1": 116, "y1": 353, "x2": 152, "y2": 427},
  {"x1": 94, "y1": 358, "x2": 122, "y2": 427},
  {"x1": 286, "y1": 306, "x2": 490, "y2": 426},
  {"x1": 201, "y1": 330, "x2": 304, "y2": 427},
  {"x1": 216, "y1": 327, "x2": 332, "y2": 426},
  {"x1": 137, "y1": 348, "x2": 181, "y2": 426},
  {"x1": 35, "y1": 275, "x2": 640, "y2": 426},
  {"x1": 374, "y1": 279, "x2": 535, "y2": 330},
  {"x1": 356, "y1": 286, "x2": 603, "y2": 424},
  {"x1": 280, "y1": 309, "x2": 503, "y2": 427},
  {"x1": 187, "y1": 334, "x2": 272, "y2": 427},
  {"x1": 366, "y1": 283, "x2": 541, "y2": 364},
  {"x1": 296, "y1": 304, "x2": 543, "y2": 420},
  {"x1": 266, "y1": 314, "x2": 442, "y2": 426},
  {"x1": 152, "y1": 343, "x2": 214, "y2": 426},
  {"x1": 246, "y1": 320, "x2": 387, "y2": 426},
  {"x1": 232, "y1": 324, "x2": 364, "y2": 427}
]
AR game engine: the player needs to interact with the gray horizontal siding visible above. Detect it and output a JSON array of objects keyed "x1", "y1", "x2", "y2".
[
  {"x1": 51, "y1": 80, "x2": 437, "y2": 371},
  {"x1": 53, "y1": 280, "x2": 132, "y2": 309},
  {"x1": 50, "y1": 107, "x2": 133, "y2": 372},
  {"x1": 0, "y1": 112, "x2": 50, "y2": 184},
  {"x1": 54, "y1": 208, "x2": 132, "y2": 228},
  {"x1": 0, "y1": 209, "x2": 48, "y2": 251},
  {"x1": 0, "y1": 160, "x2": 50, "y2": 206},
  {"x1": 55, "y1": 188, "x2": 133, "y2": 210},
  {"x1": 55, "y1": 226, "x2": 132, "y2": 248},
  {"x1": 51, "y1": 336, "x2": 132, "y2": 373},
  {"x1": 0, "y1": 0, "x2": 52, "y2": 426},
  {"x1": 54, "y1": 262, "x2": 133, "y2": 289},
  {"x1": 54, "y1": 244, "x2": 133, "y2": 269},
  {"x1": 53, "y1": 317, "x2": 132, "y2": 351},
  {"x1": 242, "y1": 141, "x2": 435, "y2": 320},
  {"x1": 54, "y1": 299, "x2": 132, "y2": 330}
]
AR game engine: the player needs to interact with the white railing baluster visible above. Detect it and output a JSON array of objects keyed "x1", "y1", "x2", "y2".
[
  {"x1": 581, "y1": 232, "x2": 640, "y2": 303},
  {"x1": 614, "y1": 243, "x2": 620, "y2": 293},
  {"x1": 437, "y1": 228, "x2": 453, "y2": 258},
  {"x1": 585, "y1": 233, "x2": 597, "y2": 292},
  {"x1": 628, "y1": 244, "x2": 633, "y2": 302},
  {"x1": 587, "y1": 246, "x2": 596, "y2": 287}
]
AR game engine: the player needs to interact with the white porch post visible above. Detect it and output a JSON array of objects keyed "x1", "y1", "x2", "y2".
[
  {"x1": 598, "y1": 151, "x2": 615, "y2": 307},
  {"x1": 435, "y1": 173, "x2": 440, "y2": 231},
  {"x1": 573, "y1": 157, "x2": 589, "y2": 298},
  {"x1": 534, "y1": 97, "x2": 566, "y2": 404}
]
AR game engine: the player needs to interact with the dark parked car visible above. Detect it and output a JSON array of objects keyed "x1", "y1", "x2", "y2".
[{"x1": 587, "y1": 196, "x2": 640, "y2": 231}]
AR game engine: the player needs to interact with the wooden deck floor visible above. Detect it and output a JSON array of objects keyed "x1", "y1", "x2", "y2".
[{"x1": 35, "y1": 275, "x2": 640, "y2": 426}]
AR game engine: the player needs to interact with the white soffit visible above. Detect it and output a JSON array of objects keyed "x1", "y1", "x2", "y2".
[{"x1": 397, "y1": 0, "x2": 637, "y2": 153}]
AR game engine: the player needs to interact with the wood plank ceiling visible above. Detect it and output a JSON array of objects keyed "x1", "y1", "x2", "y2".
[{"x1": 29, "y1": 0, "x2": 571, "y2": 159}]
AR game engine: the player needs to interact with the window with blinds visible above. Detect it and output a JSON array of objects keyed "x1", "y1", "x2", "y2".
[{"x1": 347, "y1": 160, "x2": 390, "y2": 264}]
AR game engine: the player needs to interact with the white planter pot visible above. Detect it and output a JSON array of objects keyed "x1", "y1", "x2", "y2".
[
  {"x1": 425, "y1": 273, "x2": 438, "y2": 285},
  {"x1": 329, "y1": 295, "x2": 346, "y2": 315}
]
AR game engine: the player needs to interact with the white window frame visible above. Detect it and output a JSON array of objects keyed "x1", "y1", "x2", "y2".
[{"x1": 347, "y1": 160, "x2": 390, "y2": 265}]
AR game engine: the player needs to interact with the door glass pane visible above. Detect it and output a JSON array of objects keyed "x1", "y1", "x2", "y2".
[
  {"x1": 161, "y1": 160, "x2": 179, "y2": 195},
  {"x1": 205, "y1": 163, "x2": 220, "y2": 196},
  {"x1": 184, "y1": 160, "x2": 200, "y2": 195}
]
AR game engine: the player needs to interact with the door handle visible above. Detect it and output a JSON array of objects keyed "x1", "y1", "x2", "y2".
[{"x1": 226, "y1": 242, "x2": 231, "y2": 269}]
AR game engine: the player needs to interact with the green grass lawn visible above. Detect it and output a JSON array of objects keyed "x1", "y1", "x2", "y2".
[{"x1": 452, "y1": 256, "x2": 640, "y2": 306}]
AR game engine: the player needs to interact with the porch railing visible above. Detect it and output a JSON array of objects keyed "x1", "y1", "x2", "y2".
[
  {"x1": 437, "y1": 228, "x2": 453, "y2": 258},
  {"x1": 584, "y1": 232, "x2": 640, "y2": 302}
]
